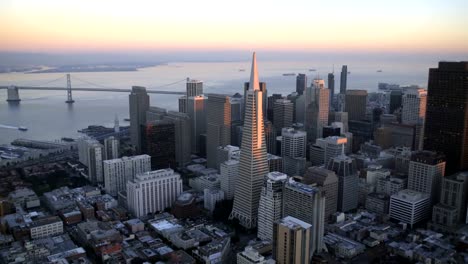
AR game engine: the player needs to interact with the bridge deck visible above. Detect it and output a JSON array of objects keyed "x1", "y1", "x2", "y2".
[{"x1": 0, "y1": 86, "x2": 185, "y2": 95}]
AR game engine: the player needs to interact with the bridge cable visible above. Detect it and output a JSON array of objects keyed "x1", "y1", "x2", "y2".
[
  {"x1": 71, "y1": 76, "x2": 114, "y2": 89},
  {"x1": 147, "y1": 78, "x2": 187, "y2": 90},
  {"x1": 35, "y1": 75, "x2": 67, "y2": 87}
]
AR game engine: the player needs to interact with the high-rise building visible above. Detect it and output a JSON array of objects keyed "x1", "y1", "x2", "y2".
[
  {"x1": 389, "y1": 90, "x2": 403, "y2": 114},
  {"x1": 431, "y1": 172, "x2": 468, "y2": 232},
  {"x1": 187, "y1": 95, "x2": 207, "y2": 154},
  {"x1": 186, "y1": 79, "x2": 203, "y2": 97},
  {"x1": 217, "y1": 145, "x2": 240, "y2": 169},
  {"x1": 206, "y1": 94, "x2": 232, "y2": 169},
  {"x1": 103, "y1": 154, "x2": 151, "y2": 196},
  {"x1": 327, "y1": 152, "x2": 359, "y2": 212},
  {"x1": 146, "y1": 106, "x2": 167, "y2": 122},
  {"x1": 114, "y1": 114, "x2": 120, "y2": 133},
  {"x1": 305, "y1": 78, "x2": 329, "y2": 142},
  {"x1": 328, "y1": 72, "x2": 335, "y2": 109},
  {"x1": 303, "y1": 166, "x2": 338, "y2": 222},
  {"x1": 164, "y1": 111, "x2": 192, "y2": 166},
  {"x1": 244, "y1": 81, "x2": 267, "y2": 120},
  {"x1": 389, "y1": 189, "x2": 430, "y2": 228},
  {"x1": 267, "y1": 94, "x2": 283, "y2": 122},
  {"x1": 78, "y1": 138, "x2": 104, "y2": 184},
  {"x1": 281, "y1": 127, "x2": 307, "y2": 176},
  {"x1": 273, "y1": 216, "x2": 312, "y2": 264},
  {"x1": 142, "y1": 120, "x2": 176, "y2": 170},
  {"x1": 315, "y1": 136, "x2": 348, "y2": 166},
  {"x1": 178, "y1": 96, "x2": 187, "y2": 113},
  {"x1": 129, "y1": 86, "x2": 150, "y2": 153},
  {"x1": 345, "y1": 90, "x2": 367, "y2": 121},
  {"x1": 282, "y1": 178, "x2": 324, "y2": 256},
  {"x1": 402, "y1": 88, "x2": 427, "y2": 150},
  {"x1": 257, "y1": 172, "x2": 288, "y2": 241},
  {"x1": 127, "y1": 169, "x2": 183, "y2": 218},
  {"x1": 376, "y1": 175, "x2": 407, "y2": 196},
  {"x1": 334, "y1": 112, "x2": 348, "y2": 133},
  {"x1": 103, "y1": 136, "x2": 119, "y2": 161},
  {"x1": 424, "y1": 62, "x2": 468, "y2": 174},
  {"x1": 340, "y1": 65, "x2": 347, "y2": 94},
  {"x1": 204, "y1": 189, "x2": 225, "y2": 213},
  {"x1": 407, "y1": 151, "x2": 446, "y2": 204},
  {"x1": 273, "y1": 99, "x2": 294, "y2": 135},
  {"x1": 230, "y1": 53, "x2": 270, "y2": 229},
  {"x1": 220, "y1": 160, "x2": 239, "y2": 200},
  {"x1": 264, "y1": 121, "x2": 277, "y2": 155},
  {"x1": 296, "y1": 74, "x2": 307, "y2": 96}
]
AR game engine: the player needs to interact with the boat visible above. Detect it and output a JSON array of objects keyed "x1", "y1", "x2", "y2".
[
  {"x1": 283, "y1": 73, "x2": 296, "y2": 76},
  {"x1": 238, "y1": 69, "x2": 245, "y2": 72},
  {"x1": 18, "y1": 126, "x2": 28, "y2": 131},
  {"x1": 309, "y1": 69, "x2": 316, "y2": 72},
  {"x1": 377, "y1": 70, "x2": 383, "y2": 73},
  {"x1": 124, "y1": 118, "x2": 130, "y2": 121}
]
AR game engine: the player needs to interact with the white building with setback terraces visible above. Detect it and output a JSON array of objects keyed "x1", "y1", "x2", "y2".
[
  {"x1": 127, "y1": 169, "x2": 183, "y2": 218},
  {"x1": 103, "y1": 155, "x2": 151, "y2": 196}
]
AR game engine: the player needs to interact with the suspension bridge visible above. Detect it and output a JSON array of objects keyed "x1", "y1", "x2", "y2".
[{"x1": 0, "y1": 74, "x2": 186, "y2": 103}]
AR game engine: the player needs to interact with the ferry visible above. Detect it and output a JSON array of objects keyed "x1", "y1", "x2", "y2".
[
  {"x1": 18, "y1": 126, "x2": 28, "y2": 131},
  {"x1": 238, "y1": 69, "x2": 245, "y2": 72},
  {"x1": 282, "y1": 73, "x2": 296, "y2": 76},
  {"x1": 309, "y1": 69, "x2": 316, "y2": 72},
  {"x1": 377, "y1": 70, "x2": 383, "y2": 73}
]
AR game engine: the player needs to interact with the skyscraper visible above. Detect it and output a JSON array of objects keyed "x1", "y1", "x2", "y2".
[
  {"x1": 77, "y1": 138, "x2": 104, "y2": 184},
  {"x1": 273, "y1": 216, "x2": 312, "y2": 264},
  {"x1": 282, "y1": 178, "x2": 325, "y2": 255},
  {"x1": 244, "y1": 81, "x2": 267, "y2": 120},
  {"x1": 281, "y1": 127, "x2": 307, "y2": 176},
  {"x1": 424, "y1": 62, "x2": 468, "y2": 174},
  {"x1": 296, "y1": 73, "x2": 307, "y2": 96},
  {"x1": 340, "y1": 65, "x2": 347, "y2": 94},
  {"x1": 345, "y1": 90, "x2": 367, "y2": 121},
  {"x1": 327, "y1": 150, "x2": 359, "y2": 212},
  {"x1": 187, "y1": 95, "x2": 207, "y2": 154},
  {"x1": 304, "y1": 166, "x2": 338, "y2": 222},
  {"x1": 305, "y1": 79, "x2": 329, "y2": 142},
  {"x1": 389, "y1": 189, "x2": 431, "y2": 228},
  {"x1": 267, "y1": 94, "x2": 283, "y2": 122},
  {"x1": 407, "y1": 151, "x2": 446, "y2": 205},
  {"x1": 402, "y1": 88, "x2": 427, "y2": 150},
  {"x1": 230, "y1": 53, "x2": 269, "y2": 229},
  {"x1": 328, "y1": 72, "x2": 335, "y2": 109},
  {"x1": 186, "y1": 79, "x2": 203, "y2": 97},
  {"x1": 389, "y1": 90, "x2": 403, "y2": 114},
  {"x1": 142, "y1": 120, "x2": 176, "y2": 170},
  {"x1": 206, "y1": 94, "x2": 232, "y2": 169},
  {"x1": 103, "y1": 136, "x2": 119, "y2": 160},
  {"x1": 257, "y1": 172, "x2": 287, "y2": 241},
  {"x1": 273, "y1": 99, "x2": 294, "y2": 135},
  {"x1": 129, "y1": 86, "x2": 150, "y2": 153},
  {"x1": 164, "y1": 111, "x2": 192, "y2": 166}
]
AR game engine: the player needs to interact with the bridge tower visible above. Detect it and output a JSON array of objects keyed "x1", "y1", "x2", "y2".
[
  {"x1": 6, "y1": 86, "x2": 21, "y2": 102},
  {"x1": 66, "y1": 74, "x2": 75, "y2": 103}
]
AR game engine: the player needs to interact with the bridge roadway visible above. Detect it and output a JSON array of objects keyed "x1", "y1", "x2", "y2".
[{"x1": 0, "y1": 86, "x2": 185, "y2": 95}]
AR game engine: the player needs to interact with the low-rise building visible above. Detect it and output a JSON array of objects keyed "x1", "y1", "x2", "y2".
[{"x1": 30, "y1": 216, "x2": 64, "y2": 239}]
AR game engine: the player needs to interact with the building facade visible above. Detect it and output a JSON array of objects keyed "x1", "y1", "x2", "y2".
[{"x1": 103, "y1": 155, "x2": 151, "y2": 196}]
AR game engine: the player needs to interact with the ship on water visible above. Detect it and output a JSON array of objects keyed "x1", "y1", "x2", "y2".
[{"x1": 18, "y1": 126, "x2": 28, "y2": 131}]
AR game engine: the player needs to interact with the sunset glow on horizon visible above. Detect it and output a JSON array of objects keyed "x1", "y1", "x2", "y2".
[{"x1": 1, "y1": 0, "x2": 468, "y2": 54}]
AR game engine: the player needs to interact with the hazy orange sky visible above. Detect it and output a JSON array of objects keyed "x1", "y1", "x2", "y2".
[{"x1": 1, "y1": 0, "x2": 468, "y2": 53}]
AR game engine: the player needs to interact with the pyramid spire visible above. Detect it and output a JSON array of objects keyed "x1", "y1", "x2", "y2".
[{"x1": 249, "y1": 52, "x2": 260, "y2": 90}]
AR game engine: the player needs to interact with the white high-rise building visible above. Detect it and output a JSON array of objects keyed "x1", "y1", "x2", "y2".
[
  {"x1": 114, "y1": 114, "x2": 120, "y2": 133},
  {"x1": 402, "y1": 88, "x2": 427, "y2": 125},
  {"x1": 204, "y1": 188, "x2": 225, "y2": 212},
  {"x1": 389, "y1": 189, "x2": 431, "y2": 228},
  {"x1": 281, "y1": 127, "x2": 307, "y2": 176},
  {"x1": 220, "y1": 160, "x2": 239, "y2": 200},
  {"x1": 408, "y1": 151, "x2": 446, "y2": 204},
  {"x1": 402, "y1": 88, "x2": 427, "y2": 150},
  {"x1": 257, "y1": 172, "x2": 287, "y2": 241},
  {"x1": 77, "y1": 138, "x2": 104, "y2": 184},
  {"x1": 316, "y1": 136, "x2": 348, "y2": 166},
  {"x1": 103, "y1": 136, "x2": 119, "y2": 160},
  {"x1": 217, "y1": 145, "x2": 240, "y2": 169},
  {"x1": 230, "y1": 52, "x2": 270, "y2": 229},
  {"x1": 103, "y1": 155, "x2": 151, "y2": 196},
  {"x1": 127, "y1": 168, "x2": 183, "y2": 218},
  {"x1": 186, "y1": 79, "x2": 203, "y2": 97}
]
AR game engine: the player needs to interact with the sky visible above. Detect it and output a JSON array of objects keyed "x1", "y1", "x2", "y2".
[{"x1": 1, "y1": 0, "x2": 468, "y2": 54}]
